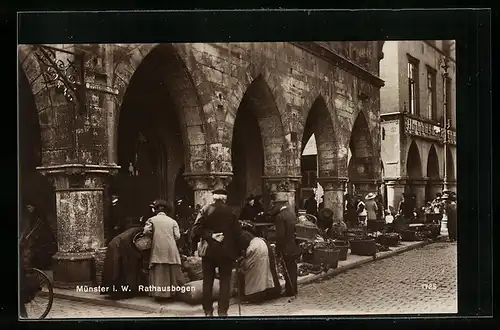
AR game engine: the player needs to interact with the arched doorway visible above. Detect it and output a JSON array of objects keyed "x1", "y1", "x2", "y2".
[
  {"x1": 227, "y1": 76, "x2": 284, "y2": 212},
  {"x1": 406, "y1": 141, "x2": 423, "y2": 210},
  {"x1": 348, "y1": 112, "x2": 376, "y2": 196},
  {"x1": 426, "y1": 144, "x2": 440, "y2": 201},
  {"x1": 19, "y1": 67, "x2": 57, "y2": 270},
  {"x1": 112, "y1": 45, "x2": 195, "y2": 236}
]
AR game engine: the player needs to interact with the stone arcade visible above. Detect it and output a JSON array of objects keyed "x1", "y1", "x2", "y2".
[{"x1": 18, "y1": 42, "x2": 385, "y2": 288}]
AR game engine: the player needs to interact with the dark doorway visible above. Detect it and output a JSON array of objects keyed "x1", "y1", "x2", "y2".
[
  {"x1": 227, "y1": 89, "x2": 265, "y2": 209},
  {"x1": 112, "y1": 45, "x2": 194, "y2": 237}
]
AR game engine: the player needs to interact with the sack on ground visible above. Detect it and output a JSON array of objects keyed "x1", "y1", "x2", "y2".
[
  {"x1": 177, "y1": 279, "x2": 220, "y2": 305},
  {"x1": 182, "y1": 256, "x2": 203, "y2": 281}
]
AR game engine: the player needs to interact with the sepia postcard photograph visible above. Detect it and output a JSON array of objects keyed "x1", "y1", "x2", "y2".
[{"x1": 17, "y1": 9, "x2": 487, "y2": 321}]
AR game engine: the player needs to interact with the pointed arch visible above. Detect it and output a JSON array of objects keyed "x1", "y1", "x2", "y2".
[
  {"x1": 406, "y1": 141, "x2": 423, "y2": 178},
  {"x1": 114, "y1": 44, "x2": 211, "y2": 173},
  {"x1": 426, "y1": 144, "x2": 440, "y2": 179},
  {"x1": 231, "y1": 74, "x2": 288, "y2": 176},
  {"x1": 302, "y1": 95, "x2": 338, "y2": 177},
  {"x1": 348, "y1": 111, "x2": 377, "y2": 180}
]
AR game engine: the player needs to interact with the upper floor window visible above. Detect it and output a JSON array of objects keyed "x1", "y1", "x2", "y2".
[
  {"x1": 407, "y1": 56, "x2": 420, "y2": 115},
  {"x1": 426, "y1": 68, "x2": 437, "y2": 120}
]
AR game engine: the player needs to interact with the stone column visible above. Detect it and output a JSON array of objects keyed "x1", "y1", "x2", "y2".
[
  {"x1": 38, "y1": 164, "x2": 119, "y2": 288},
  {"x1": 184, "y1": 172, "x2": 232, "y2": 208},
  {"x1": 317, "y1": 177, "x2": 348, "y2": 221},
  {"x1": 385, "y1": 179, "x2": 407, "y2": 211},
  {"x1": 412, "y1": 178, "x2": 428, "y2": 209},
  {"x1": 263, "y1": 176, "x2": 301, "y2": 211}
]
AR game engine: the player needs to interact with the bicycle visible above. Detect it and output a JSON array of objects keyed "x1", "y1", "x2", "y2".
[
  {"x1": 19, "y1": 210, "x2": 55, "y2": 319},
  {"x1": 20, "y1": 267, "x2": 54, "y2": 319}
]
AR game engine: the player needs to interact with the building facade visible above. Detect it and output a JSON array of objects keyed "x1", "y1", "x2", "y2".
[
  {"x1": 18, "y1": 42, "x2": 385, "y2": 288},
  {"x1": 380, "y1": 40, "x2": 457, "y2": 211}
]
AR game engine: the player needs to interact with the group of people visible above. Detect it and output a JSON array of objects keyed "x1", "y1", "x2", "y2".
[
  {"x1": 423, "y1": 191, "x2": 457, "y2": 241},
  {"x1": 192, "y1": 189, "x2": 299, "y2": 316},
  {"x1": 101, "y1": 189, "x2": 301, "y2": 317},
  {"x1": 343, "y1": 193, "x2": 385, "y2": 229}
]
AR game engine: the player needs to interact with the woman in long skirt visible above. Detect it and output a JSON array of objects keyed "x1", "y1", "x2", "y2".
[
  {"x1": 238, "y1": 230, "x2": 281, "y2": 303},
  {"x1": 143, "y1": 200, "x2": 186, "y2": 301}
]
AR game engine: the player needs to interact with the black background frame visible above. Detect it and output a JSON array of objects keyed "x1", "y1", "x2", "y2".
[{"x1": 8, "y1": 7, "x2": 493, "y2": 329}]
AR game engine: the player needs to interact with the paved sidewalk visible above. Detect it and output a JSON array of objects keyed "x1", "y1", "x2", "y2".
[{"x1": 48, "y1": 239, "x2": 435, "y2": 316}]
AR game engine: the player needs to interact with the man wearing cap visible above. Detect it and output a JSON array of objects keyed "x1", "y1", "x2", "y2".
[
  {"x1": 269, "y1": 194, "x2": 300, "y2": 298},
  {"x1": 192, "y1": 189, "x2": 243, "y2": 317}
]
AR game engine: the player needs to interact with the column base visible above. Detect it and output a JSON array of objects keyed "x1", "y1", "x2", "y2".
[{"x1": 52, "y1": 252, "x2": 96, "y2": 289}]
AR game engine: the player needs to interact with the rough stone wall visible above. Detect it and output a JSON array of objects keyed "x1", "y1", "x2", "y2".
[
  {"x1": 19, "y1": 44, "x2": 115, "y2": 167},
  {"x1": 20, "y1": 42, "x2": 383, "y2": 182}
]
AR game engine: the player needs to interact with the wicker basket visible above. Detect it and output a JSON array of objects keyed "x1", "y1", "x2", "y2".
[
  {"x1": 312, "y1": 248, "x2": 339, "y2": 268},
  {"x1": 295, "y1": 223, "x2": 319, "y2": 240},
  {"x1": 400, "y1": 230, "x2": 419, "y2": 241},
  {"x1": 350, "y1": 239, "x2": 377, "y2": 256},
  {"x1": 333, "y1": 240, "x2": 349, "y2": 261},
  {"x1": 133, "y1": 233, "x2": 152, "y2": 251},
  {"x1": 376, "y1": 234, "x2": 401, "y2": 247}
]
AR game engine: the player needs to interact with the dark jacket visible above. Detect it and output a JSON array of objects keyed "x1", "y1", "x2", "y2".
[
  {"x1": 239, "y1": 203, "x2": 257, "y2": 221},
  {"x1": 271, "y1": 204, "x2": 300, "y2": 260},
  {"x1": 101, "y1": 227, "x2": 143, "y2": 294},
  {"x1": 192, "y1": 201, "x2": 243, "y2": 262},
  {"x1": 304, "y1": 197, "x2": 318, "y2": 216}
]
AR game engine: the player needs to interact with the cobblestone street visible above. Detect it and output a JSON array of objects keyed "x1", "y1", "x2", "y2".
[{"x1": 40, "y1": 241, "x2": 457, "y2": 319}]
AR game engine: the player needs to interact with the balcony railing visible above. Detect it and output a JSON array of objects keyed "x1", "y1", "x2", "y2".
[{"x1": 403, "y1": 115, "x2": 456, "y2": 145}]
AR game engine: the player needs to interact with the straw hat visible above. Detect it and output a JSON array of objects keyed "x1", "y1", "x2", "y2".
[{"x1": 365, "y1": 192, "x2": 377, "y2": 200}]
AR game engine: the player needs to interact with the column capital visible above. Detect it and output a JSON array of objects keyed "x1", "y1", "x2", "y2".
[
  {"x1": 427, "y1": 178, "x2": 444, "y2": 185},
  {"x1": 384, "y1": 177, "x2": 408, "y2": 186},
  {"x1": 37, "y1": 164, "x2": 121, "y2": 192},
  {"x1": 407, "y1": 177, "x2": 429, "y2": 186},
  {"x1": 350, "y1": 179, "x2": 380, "y2": 186},
  {"x1": 317, "y1": 176, "x2": 348, "y2": 191},
  {"x1": 262, "y1": 176, "x2": 301, "y2": 193},
  {"x1": 183, "y1": 172, "x2": 233, "y2": 191}
]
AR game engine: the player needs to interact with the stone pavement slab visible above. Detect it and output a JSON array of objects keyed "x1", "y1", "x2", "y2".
[
  {"x1": 41, "y1": 241, "x2": 456, "y2": 318},
  {"x1": 48, "y1": 240, "x2": 432, "y2": 316}
]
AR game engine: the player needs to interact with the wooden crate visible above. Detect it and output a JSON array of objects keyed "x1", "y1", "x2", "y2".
[{"x1": 295, "y1": 223, "x2": 319, "y2": 240}]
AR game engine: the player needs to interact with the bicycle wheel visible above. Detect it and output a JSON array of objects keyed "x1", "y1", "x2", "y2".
[{"x1": 22, "y1": 268, "x2": 54, "y2": 319}]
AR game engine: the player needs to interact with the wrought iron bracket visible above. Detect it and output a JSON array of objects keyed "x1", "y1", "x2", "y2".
[{"x1": 32, "y1": 45, "x2": 87, "y2": 114}]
